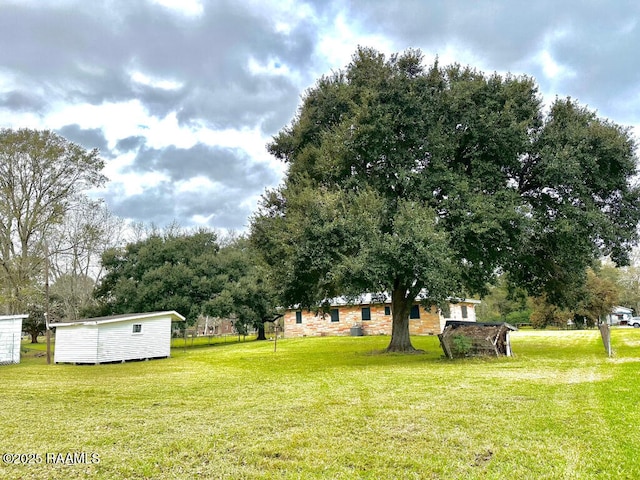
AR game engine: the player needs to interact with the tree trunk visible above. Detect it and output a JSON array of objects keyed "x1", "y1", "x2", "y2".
[
  {"x1": 385, "y1": 287, "x2": 417, "y2": 353},
  {"x1": 30, "y1": 332, "x2": 39, "y2": 344},
  {"x1": 256, "y1": 321, "x2": 267, "y2": 341}
]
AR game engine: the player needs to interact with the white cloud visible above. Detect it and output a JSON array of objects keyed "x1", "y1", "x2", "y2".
[
  {"x1": 316, "y1": 12, "x2": 395, "y2": 70},
  {"x1": 176, "y1": 176, "x2": 216, "y2": 193},
  {"x1": 534, "y1": 29, "x2": 576, "y2": 83},
  {"x1": 0, "y1": 108, "x2": 42, "y2": 130},
  {"x1": 45, "y1": 100, "x2": 147, "y2": 145},
  {"x1": 423, "y1": 44, "x2": 489, "y2": 71},
  {"x1": 247, "y1": 57, "x2": 291, "y2": 77},
  {"x1": 191, "y1": 213, "x2": 215, "y2": 225},
  {"x1": 130, "y1": 71, "x2": 184, "y2": 91},
  {"x1": 149, "y1": 0, "x2": 203, "y2": 17}
]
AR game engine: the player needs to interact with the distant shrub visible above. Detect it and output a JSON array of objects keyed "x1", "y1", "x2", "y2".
[{"x1": 505, "y1": 309, "x2": 531, "y2": 325}]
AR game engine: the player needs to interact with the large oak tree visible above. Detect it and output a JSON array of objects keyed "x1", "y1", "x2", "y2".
[
  {"x1": 202, "y1": 236, "x2": 281, "y2": 340},
  {"x1": 92, "y1": 229, "x2": 281, "y2": 337},
  {"x1": 91, "y1": 228, "x2": 222, "y2": 322},
  {"x1": 251, "y1": 47, "x2": 640, "y2": 352}
]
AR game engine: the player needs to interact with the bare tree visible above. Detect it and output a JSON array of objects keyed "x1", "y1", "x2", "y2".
[
  {"x1": 0, "y1": 128, "x2": 106, "y2": 314},
  {"x1": 47, "y1": 197, "x2": 125, "y2": 320}
]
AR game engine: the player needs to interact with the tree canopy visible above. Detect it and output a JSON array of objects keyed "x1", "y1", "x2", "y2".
[
  {"x1": 201, "y1": 236, "x2": 281, "y2": 340},
  {"x1": 23, "y1": 304, "x2": 47, "y2": 344},
  {"x1": 91, "y1": 228, "x2": 222, "y2": 321},
  {"x1": 92, "y1": 229, "x2": 281, "y2": 337},
  {"x1": 480, "y1": 266, "x2": 619, "y2": 329},
  {"x1": 251, "y1": 47, "x2": 640, "y2": 352}
]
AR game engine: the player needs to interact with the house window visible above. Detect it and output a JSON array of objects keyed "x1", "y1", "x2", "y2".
[
  {"x1": 132, "y1": 323, "x2": 143, "y2": 334},
  {"x1": 384, "y1": 306, "x2": 391, "y2": 316},
  {"x1": 295, "y1": 311, "x2": 302, "y2": 324},
  {"x1": 410, "y1": 305, "x2": 420, "y2": 319},
  {"x1": 330, "y1": 309, "x2": 339, "y2": 322},
  {"x1": 361, "y1": 307, "x2": 371, "y2": 321},
  {"x1": 461, "y1": 305, "x2": 468, "y2": 319}
]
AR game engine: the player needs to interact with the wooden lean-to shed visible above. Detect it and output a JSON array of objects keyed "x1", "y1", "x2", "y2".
[
  {"x1": 439, "y1": 320, "x2": 517, "y2": 359},
  {"x1": 53, "y1": 311, "x2": 185, "y2": 364},
  {"x1": 0, "y1": 314, "x2": 28, "y2": 365}
]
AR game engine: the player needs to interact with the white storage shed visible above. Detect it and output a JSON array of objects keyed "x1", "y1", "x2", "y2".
[
  {"x1": 0, "y1": 314, "x2": 29, "y2": 365},
  {"x1": 53, "y1": 311, "x2": 185, "y2": 364}
]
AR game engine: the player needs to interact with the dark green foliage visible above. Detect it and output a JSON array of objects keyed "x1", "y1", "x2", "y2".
[
  {"x1": 477, "y1": 276, "x2": 531, "y2": 324},
  {"x1": 507, "y1": 99, "x2": 640, "y2": 305},
  {"x1": 201, "y1": 237, "x2": 281, "y2": 340},
  {"x1": 504, "y1": 310, "x2": 532, "y2": 326},
  {"x1": 252, "y1": 47, "x2": 640, "y2": 352},
  {"x1": 451, "y1": 334, "x2": 473, "y2": 356},
  {"x1": 90, "y1": 231, "x2": 280, "y2": 336},
  {"x1": 91, "y1": 229, "x2": 222, "y2": 323},
  {"x1": 23, "y1": 305, "x2": 46, "y2": 343}
]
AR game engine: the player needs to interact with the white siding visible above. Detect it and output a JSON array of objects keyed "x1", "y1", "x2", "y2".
[
  {"x1": 54, "y1": 325, "x2": 99, "y2": 364},
  {"x1": 440, "y1": 303, "x2": 478, "y2": 332},
  {"x1": 54, "y1": 314, "x2": 174, "y2": 364},
  {"x1": 96, "y1": 317, "x2": 171, "y2": 363},
  {"x1": 0, "y1": 317, "x2": 23, "y2": 364},
  {"x1": 448, "y1": 303, "x2": 477, "y2": 322}
]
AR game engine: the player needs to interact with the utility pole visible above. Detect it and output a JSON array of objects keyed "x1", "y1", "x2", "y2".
[{"x1": 44, "y1": 242, "x2": 51, "y2": 365}]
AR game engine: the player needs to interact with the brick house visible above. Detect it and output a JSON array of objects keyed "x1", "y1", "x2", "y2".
[{"x1": 283, "y1": 294, "x2": 480, "y2": 338}]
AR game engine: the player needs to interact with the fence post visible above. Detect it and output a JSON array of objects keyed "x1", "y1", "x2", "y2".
[{"x1": 599, "y1": 323, "x2": 612, "y2": 357}]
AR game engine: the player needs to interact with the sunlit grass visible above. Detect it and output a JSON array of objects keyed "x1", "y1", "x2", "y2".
[{"x1": 2, "y1": 329, "x2": 640, "y2": 479}]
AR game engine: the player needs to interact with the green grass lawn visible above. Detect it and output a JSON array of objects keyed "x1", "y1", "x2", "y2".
[{"x1": 2, "y1": 329, "x2": 640, "y2": 479}]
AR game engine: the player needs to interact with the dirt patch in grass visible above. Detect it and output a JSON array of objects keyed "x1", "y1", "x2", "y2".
[
  {"x1": 478, "y1": 368, "x2": 610, "y2": 385},
  {"x1": 361, "y1": 348, "x2": 426, "y2": 356},
  {"x1": 607, "y1": 357, "x2": 640, "y2": 364},
  {"x1": 618, "y1": 338, "x2": 640, "y2": 347}
]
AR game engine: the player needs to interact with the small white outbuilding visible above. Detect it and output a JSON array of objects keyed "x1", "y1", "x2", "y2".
[
  {"x1": 0, "y1": 314, "x2": 29, "y2": 365},
  {"x1": 53, "y1": 311, "x2": 185, "y2": 365}
]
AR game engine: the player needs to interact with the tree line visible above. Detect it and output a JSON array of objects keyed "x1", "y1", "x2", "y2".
[
  {"x1": 2, "y1": 47, "x2": 639, "y2": 350},
  {"x1": 477, "y1": 263, "x2": 639, "y2": 329}
]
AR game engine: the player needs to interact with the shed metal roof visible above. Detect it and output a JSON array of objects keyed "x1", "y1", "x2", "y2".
[
  {"x1": 51, "y1": 310, "x2": 185, "y2": 327},
  {"x1": 0, "y1": 314, "x2": 29, "y2": 320}
]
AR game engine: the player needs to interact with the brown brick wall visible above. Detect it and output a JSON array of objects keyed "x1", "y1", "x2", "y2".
[{"x1": 283, "y1": 302, "x2": 476, "y2": 338}]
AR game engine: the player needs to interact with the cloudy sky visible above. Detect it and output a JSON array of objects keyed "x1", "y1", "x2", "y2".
[{"x1": 1, "y1": 0, "x2": 639, "y2": 232}]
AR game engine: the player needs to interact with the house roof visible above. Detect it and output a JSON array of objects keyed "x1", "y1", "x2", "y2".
[
  {"x1": 291, "y1": 292, "x2": 481, "y2": 309},
  {"x1": 51, "y1": 310, "x2": 186, "y2": 327},
  {"x1": 612, "y1": 306, "x2": 633, "y2": 314}
]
